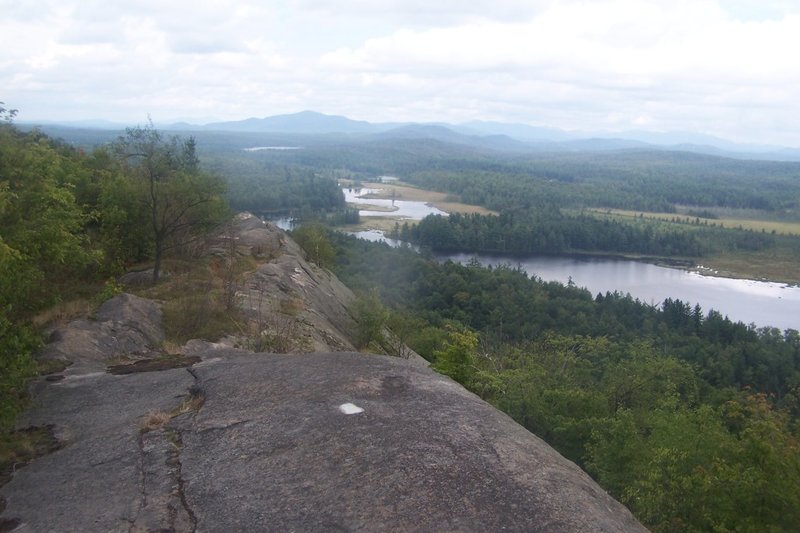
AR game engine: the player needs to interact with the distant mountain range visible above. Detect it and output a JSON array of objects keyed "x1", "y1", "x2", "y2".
[
  {"x1": 20, "y1": 111, "x2": 800, "y2": 161},
  {"x1": 199, "y1": 111, "x2": 384, "y2": 134}
]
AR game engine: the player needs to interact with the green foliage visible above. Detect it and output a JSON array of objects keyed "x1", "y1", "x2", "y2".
[
  {"x1": 0, "y1": 122, "x2": 100, "y2": 429},
  {"x1": 0, "y1": 242, "x2": 43, "y2": 320},
  {"x1": 352, "y1": 289, "x2": 389, "y2": 350},
  {"x1": 588, "y1": 393, "x2": 800, "y2": 532},
  {"x1": 218, "y1": 161, "x2": 346, "y2": 216},
  {"x1": 228, "y1": 135, "x2": 800, "y2": 265},
  {"x1": 406, "y1": 208, "x2": 780, "y2": 259},
  {"x1": 203, "y1": 134, "x2": 800, "y2": 216},
  {"x1": 333, "y1": 233, "x2": 800, "y2": 400},
  {"x1": 0, "y1": 119, "x2": 229, "y2": 432},
  {"x1": 405, "y1": 210, "x2": 708, "y2": 257},
  {"x1": 0, "y1": 315, "x2": 39, "y2": 431},
  {"x1": 0, "y1": 126, "x2": 98, "y2": 293},
  {"x1": 98, "y1": 173, "x2": 154, "y2": 269},
  {"x1": 108, "y1": 122, "x2": 228, "y2": 280},
  {"x1": 432, "y1": 326, "x2": 478, "y2": 385},
  {"x1": 291, "y1": 223, "x2": 336, "y2": 268},
  {"x1": 94, "y1": 278, "x2": 124, "y2": 305},
  {"x1": 385, "y1": 310, "x2": 443, "y2": 360}
]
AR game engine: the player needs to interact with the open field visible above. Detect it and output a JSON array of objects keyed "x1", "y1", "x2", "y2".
[
  {"x1": 588, "y1": 208, "x2": 800, "y2": 236},
  {"x1": 584, "y1": 208, "x2": 800, "y2": 283},
  {"x1": 343, "y1": 216, "x2": 416, "y2": 233},
  {"x1": 347, "y1": 202, "x2": 398, "y2": 213},
  {"x1": 700, "y1": 247, "x2": 800, "y2": 285}
]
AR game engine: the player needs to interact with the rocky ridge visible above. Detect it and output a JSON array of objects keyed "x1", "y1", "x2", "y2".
[{"x1": 0, "y1": 216, "x2": 647, "y2": 531}]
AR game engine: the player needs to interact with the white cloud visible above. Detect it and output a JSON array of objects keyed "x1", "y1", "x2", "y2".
[
  {"x1": 1, "y1": 0, "x2": 799, "y2": 145},
  {"x1": 315, "y1": 0, "x2": 800, "y2": 143},
  {"x1": 288, "y1": 0, "x2": 559, "y2": 25}
]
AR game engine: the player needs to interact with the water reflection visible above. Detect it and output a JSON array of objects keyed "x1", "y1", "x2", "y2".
[
  {"x1": 441, "y1": 252, "x2": 800, "y2": 331},
  {"x1": 343, "y1": 188, "x2": 447, "y2": 219},
  {"x1": 266, "y1": 216, "x2": 295, "y2": 230},
  {"x1": 347, "y1": 230, "x2": 420, "y2": 250}
]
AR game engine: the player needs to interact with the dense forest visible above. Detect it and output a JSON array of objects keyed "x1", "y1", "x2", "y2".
[
  {"x1": 25, "y1": 126, "x2": 351, "y2": 220},
  {"x1": 222, "y1": 136, "x2": 800, "y2": 216},
  {"x1": 397, "y1": 209, "x2": 788, "y2": 258},
  {"x1": 203, "y1": 154, "x2": 346, "y2": 216},
  {"x1": 40, "y1": 124, "x2": 800, "y2": 221},
  {"x1": 329, "y1": 231, "x2": 800, "y2": 531},
  {"x1": 0, "y1": 116, "x2": 228, "y2": 428}
]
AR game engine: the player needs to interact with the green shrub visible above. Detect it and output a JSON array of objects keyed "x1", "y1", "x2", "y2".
[{"x1": 0, "y1": 316, "x2": 39, "y2": 431}]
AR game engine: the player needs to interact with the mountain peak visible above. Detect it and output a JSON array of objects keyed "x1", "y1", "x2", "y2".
[{"x1": 205, "y1": 110, "x2": 378, "y2": 134}]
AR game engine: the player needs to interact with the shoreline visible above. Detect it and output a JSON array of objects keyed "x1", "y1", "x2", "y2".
[
  {"x1": 506, "y1": 249, "x2": 799, "y2": 288},
  {"x1": 343, "y1": 221, "x2": 799, "y2": 288},
  {"x1": 341, "y1": 179, "x2": 799, "y2": 286}
]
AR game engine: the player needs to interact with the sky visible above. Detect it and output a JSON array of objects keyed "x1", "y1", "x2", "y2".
[{"x1": 2, "y1": 0, "x2": 800, "y2": 146}]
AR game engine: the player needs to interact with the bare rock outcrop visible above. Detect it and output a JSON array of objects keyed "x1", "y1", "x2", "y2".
[
  {"x1": 205, "y1": 213, "x2": 427, "y2": 364},
  {"x1": 38, "y1": 293, "x2": 164, "y2": 375},
  {"x1": 241, "y1": 246, "x2": 359, "y2": 352},
  {"x1": 2, "y1": 349, "x2": 647, "y2": 532},
  {"x1": 177, "y1": 351, "x2": 647, "y2": 532},
  {"x1": 207, "y1": 213, "x2": 361, "y2": 353},
  {"x1": 206, "y1": 211, "x2": 283, "y2": 259}
]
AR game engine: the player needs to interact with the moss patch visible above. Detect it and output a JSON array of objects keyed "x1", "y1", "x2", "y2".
[{"x1": 0, "y1": 425, "x2": 63, "y2": 488}]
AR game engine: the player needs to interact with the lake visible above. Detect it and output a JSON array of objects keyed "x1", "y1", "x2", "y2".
[
  {"x1": 440, "y1": 252, "x2": 800, "y2": 331},
  {"x1": 242, "y1": 146, "x2": 301, "y2": 151},
  {"x1": 272, "y1": 185, "x2": 800, "y2": 331}
]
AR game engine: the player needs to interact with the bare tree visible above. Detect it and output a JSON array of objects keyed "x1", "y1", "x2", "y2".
[{"x1": 113, "y1": 122, "x2": 226, "y2": 281}]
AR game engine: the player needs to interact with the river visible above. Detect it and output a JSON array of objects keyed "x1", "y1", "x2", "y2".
[{"x1": 343, "y1": 187, "x2": 448, "y2": 219}]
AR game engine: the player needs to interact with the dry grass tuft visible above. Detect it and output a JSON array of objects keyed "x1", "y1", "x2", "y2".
[
  {"x1": 172, "y1": 394, "x2": 205, "y2": 416},
  {"x1": 36, "y1": 358, "x2": 70, "y2": 376},
  {"x1": 280, "y1": 297, "x2": 305, "y2": 316},
  {"x1": 162, "y1": 340, "x2": 184, "y2": 355},
  {"x1": 138, "y1": 387, "x2": 205, "y2": 433},
  {"x1": 32, "y1": 298, "x2": 93, "y2": 328},
  {"x1": 139, "y1": 411, "x2": 172, "y2": 432}
]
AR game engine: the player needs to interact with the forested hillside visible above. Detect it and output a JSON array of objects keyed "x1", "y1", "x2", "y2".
[
  {"x1": 202, "y1": 153, "x2": 346, "y2": 217},
  {"x1": 26, "y1": 126, "x2": 355, "y2": 223},
  {"x1": 398, "y1": 209, "x2": 788, "y2": 259},
  {"x1": 222, "y1": 136, "x2": 800, "y2": 215},
  {"x1": 330, "y1": 231, "x2": 800, "y2": 531}
]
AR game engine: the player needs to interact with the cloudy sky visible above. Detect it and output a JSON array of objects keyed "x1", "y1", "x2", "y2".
[{"x1": 2, "y1": 0, "x2": 800, "y2": 145}]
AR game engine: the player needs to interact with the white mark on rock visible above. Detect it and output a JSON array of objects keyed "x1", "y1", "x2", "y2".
[{"x1": 339, "y1": 403, "x2": 364, "y2": 415}]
